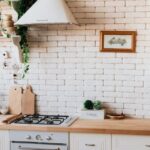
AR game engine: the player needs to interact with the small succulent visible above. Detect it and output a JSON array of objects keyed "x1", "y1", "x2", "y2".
[
  {"x1": 84, "y1": 100, "x2": 93, "y2": 110},
  {"x1": 93, "y1": 101, "x2": 102, "y2": 110}
]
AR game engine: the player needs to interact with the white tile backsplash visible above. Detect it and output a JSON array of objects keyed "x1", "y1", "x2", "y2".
[{"x1": 0, "y1": 0, "x2": 150, "y2": 118}]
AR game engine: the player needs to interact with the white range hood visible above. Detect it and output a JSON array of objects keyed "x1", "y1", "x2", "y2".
[{"x1": 15, "y1": 0, "x2": 78, "y2": 25}]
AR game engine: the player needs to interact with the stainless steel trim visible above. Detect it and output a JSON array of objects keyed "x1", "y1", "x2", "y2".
[
  {"x1": 85, "y1": 144, "x2": 96, "y2": 147},
  {"x1": 18, "y1": 145, "x2": 60, "y2": 150}
]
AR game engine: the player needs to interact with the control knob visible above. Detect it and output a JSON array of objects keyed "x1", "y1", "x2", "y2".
[
  {"x1": 26, "y1": 135, "x2": 32, "y2": 140},
  {"x1": 36, "y1": 135, "x2": 43, "y2": 141},
  {"x1": 46, "y1": 136, "x2": 52, "y2": 141}
]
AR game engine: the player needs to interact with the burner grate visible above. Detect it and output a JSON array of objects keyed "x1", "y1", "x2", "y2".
[{"x1": 12, "y1": 114, "x2": 69, "y2": 125}]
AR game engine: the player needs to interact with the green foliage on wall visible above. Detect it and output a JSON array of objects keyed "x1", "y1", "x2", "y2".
[
  {"x1": 15, "y1": 0, "x2": 37, "y2": 78},
  {"x1": 0, "y1": 0, "x2": 36, "y2": 78},
  {"x1": 12, "y1": 0, "x2": 37, "y2": 78}
]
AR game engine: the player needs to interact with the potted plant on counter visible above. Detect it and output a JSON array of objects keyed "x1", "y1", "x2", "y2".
[{"x1": 80, "y1": 100, "x2": 105, "y2": 120}]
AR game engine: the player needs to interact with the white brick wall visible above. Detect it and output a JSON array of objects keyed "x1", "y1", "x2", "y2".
[{"x1": 1, "y1": 0, "x2": 150, "y2": 118}]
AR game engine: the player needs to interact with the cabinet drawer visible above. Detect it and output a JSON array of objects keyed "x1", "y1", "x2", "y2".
[
  {"x1": 70, "y1": 133, "x2": 111, "y2": 150},
  {"x1": 112, "y1": 135, "x2": 150, "y2": 150}
]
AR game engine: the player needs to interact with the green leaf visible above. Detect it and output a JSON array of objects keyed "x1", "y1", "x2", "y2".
[{"x1": 14, "y1": 0, "x2": 37, "y2": 78}]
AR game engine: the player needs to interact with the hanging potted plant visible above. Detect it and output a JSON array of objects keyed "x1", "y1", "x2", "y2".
[
  {"x1": 80, "y1": 100, "x2": 105, "y2": 120},
  {"x1": 10, "y1": 0, "x2": 20, "y2": 12}
]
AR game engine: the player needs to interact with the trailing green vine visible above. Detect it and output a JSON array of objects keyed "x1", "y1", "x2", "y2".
[
  {"x1": 0, "y1": 0, "x2": 37, "y2": 78},
  {"x1": 12, "y1": 0, "x2": 37, "y2": 78}
]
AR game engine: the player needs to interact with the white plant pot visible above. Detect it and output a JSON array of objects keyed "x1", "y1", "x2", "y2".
[
  {"x1": 80, "y1": 109, "x2": 105, "y2": 120},
  {"x1": 11, "y1": 35, "x2": 23, "y2": 64}
]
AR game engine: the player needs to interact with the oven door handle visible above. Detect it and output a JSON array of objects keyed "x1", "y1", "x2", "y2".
[{"x1": 18, "y1": 145, "x2": 60, "y2": 150}]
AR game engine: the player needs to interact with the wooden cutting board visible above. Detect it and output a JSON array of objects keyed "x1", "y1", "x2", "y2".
[
  {"x1": 22, "y1": 85, "x2": 35, "y2": 115},
  {"x1": 8, "y1": 86, "x2": 22, "y2": 114}
]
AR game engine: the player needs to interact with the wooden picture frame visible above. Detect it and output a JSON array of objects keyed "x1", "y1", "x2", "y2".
[{"x1": 100, "y1": 31, "x2": 137, "y2": 53}]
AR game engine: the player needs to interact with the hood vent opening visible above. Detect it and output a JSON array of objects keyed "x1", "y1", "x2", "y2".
[{"x1": 15, "y1": 0, "x2": 78, "y2": 26}]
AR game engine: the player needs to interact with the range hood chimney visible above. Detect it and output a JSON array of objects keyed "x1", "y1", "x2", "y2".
[{"x1": 15, "y1": 0, "x2": 78, "y2": 25}]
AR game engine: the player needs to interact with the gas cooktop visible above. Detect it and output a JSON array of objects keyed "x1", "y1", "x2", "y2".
[{"x1": 11, "y1": 114, "x2": 77, "y2": 127}]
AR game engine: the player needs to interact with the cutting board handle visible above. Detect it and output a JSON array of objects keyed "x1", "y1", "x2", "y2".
[
  {"x1": 12, "y1": 87, "x2": 22, "y2": 93},
  {"x1": 24, "y1": 85, "x2": 32, "y2": 92}
]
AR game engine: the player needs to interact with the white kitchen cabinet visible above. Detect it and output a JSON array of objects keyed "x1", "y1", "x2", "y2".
[
  {"x1": 70, "y1": 133, "x2": 111, "y2": 150},
  {"x1": 0, "y1": 131, "x2": 10, "y2": 150},
  {"x1": 112, "y1": 134, "x2": 150, "y2": 150}
]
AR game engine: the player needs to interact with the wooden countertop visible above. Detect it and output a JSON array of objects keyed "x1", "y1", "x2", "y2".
[
  {"x1": 1, "y1": 115, "x2": 150, "y2": 135},
  {"x1": 70, "y1": 119, "x2": 150, "y2": 135}
]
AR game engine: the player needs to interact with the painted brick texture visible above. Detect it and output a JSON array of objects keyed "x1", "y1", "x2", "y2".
[{"x1": 0, "y1": 0, "x2": 150, "y2": 118}]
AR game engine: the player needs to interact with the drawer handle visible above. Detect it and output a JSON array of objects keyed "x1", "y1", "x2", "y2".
[
  {"x1": 146, "y1": 145, "x2": 150, "y2": 147},
  {"x1": 85, "y1": 144, "x2": 95, "y2": 147}
]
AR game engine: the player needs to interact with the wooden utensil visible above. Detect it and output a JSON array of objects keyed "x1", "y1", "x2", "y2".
[
  {"x1": 3, "y1": 114, "x2": 23, "y2": 124},
  {"x1": 8, "y1": 86, "x2": 22, "y2": 114},
  {"x1": 22, "y1": 85, "x2": 35, "y2": 115},
  {"x1": 106, "y1": 113, "x2": 125, "y2": 120}
]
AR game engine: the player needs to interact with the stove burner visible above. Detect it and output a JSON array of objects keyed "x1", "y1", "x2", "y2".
[
  {"x1": 47, "y1": 120, "x2": 54, "y2": 124},
  {"x1": 24, "y1": 118, "x2": 33, "y2": 124},
  {"x1": 12, "y1": 115, "x2": 69, "y2": 125}
]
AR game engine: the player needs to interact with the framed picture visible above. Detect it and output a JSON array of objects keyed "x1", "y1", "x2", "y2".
[{"x1": 100, "y1": 31, "x2": 137, "y2": 53}]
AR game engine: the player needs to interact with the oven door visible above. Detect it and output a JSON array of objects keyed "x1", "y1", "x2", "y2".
[{"x1": 11, "y1": 142, "x2": 68, "y2": 150}]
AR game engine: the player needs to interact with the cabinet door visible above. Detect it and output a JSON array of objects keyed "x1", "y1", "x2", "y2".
[
  {"x1": 70, "y1": 133, "x2": 111, "y2": 150},
  {"x1": 0, "y1": 131, "x2": 10, "y2": 150},
  {"x1": 112, "y1": 135, "x2": 150, "y2": 150}
]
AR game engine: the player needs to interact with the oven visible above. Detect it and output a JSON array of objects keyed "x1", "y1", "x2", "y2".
[{"x1": 10, "y1": 131, "x2": 69, "y2": 150}]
